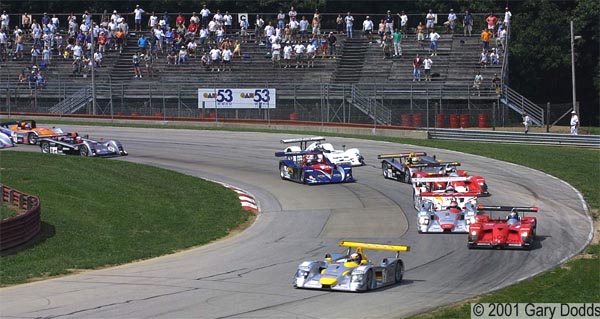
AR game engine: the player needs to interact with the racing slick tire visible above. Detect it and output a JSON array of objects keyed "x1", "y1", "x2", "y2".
[
  {"x1": 40, "y1": 141, "x2": 50, "y2": 153},
  {"x1": 403, "y1": 169, "x2": 411, "y2": 183},
  {"x1": 394, "y1": 262, "x2": 404, "y2": 283},
  {"x1": 279, "y1": 164, "x2": 288, "y2": 180},
  {"x1": 28, "y1": 132, "x2": 38, "y2": 145},
  {"x1": 79, "y1": 145, "x2": 89, "y2": 157},
  {"x1": 382, "y1": 163, "x2": 389, "y2": 179},
  {"x1": 299, "y1": 169, "x2": 306, "y2": 184}
]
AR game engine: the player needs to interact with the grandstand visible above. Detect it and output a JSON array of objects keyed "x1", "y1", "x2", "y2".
[{"x1": 0, "y1": 11, "x2": 542, "y2": 127}]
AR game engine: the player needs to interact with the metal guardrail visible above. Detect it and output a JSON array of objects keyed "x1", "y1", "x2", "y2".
[
  {"x1": 0, "y1": 184, "x2": 42, "y2": 251},
  {"x1": 429, "y1": 129, "x2": 600, "y2": 148}
]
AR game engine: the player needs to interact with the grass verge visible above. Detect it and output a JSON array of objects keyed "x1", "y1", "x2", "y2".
[
  {"x1": 0, "y1": 203, "x2": 21, "y2": 220},
  {"x1": 0, "y1": 152, "x2": 251, "y2": 286}
]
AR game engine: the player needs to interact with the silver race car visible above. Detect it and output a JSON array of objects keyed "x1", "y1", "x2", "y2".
[
  {"x1": 293, "y1": 241, "x2": 409, "y2": 292},
  {"x1": 417, "y1": 198, "x2": 478, "y2": 233}
]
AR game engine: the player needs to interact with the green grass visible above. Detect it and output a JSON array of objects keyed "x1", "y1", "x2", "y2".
[
  {"x1": 411, "y1": 245, "x2": 600, "y2": 319},
  {"x1": 0, "y1": 203, "x2": 20, "y2": 220},
  {"x1": 0, "y1": 152, "x2": 251, "y2": 286}
]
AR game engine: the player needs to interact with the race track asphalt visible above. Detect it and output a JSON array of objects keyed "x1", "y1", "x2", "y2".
[{"x1": 0, "y1": 126, "x2": 592, "y2": 319}]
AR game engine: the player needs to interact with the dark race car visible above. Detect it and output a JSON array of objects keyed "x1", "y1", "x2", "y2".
[
  {"x1": 39, "y1": 132, "x2": 128, "y2": 157},
  {"x1": 276, "y1": 150, "x2": 354, "y2": 184},
  {"x1": 468, "y1": 206, "x2": 538, "y2": 250}
]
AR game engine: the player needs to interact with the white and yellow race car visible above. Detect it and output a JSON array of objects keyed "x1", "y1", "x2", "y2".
[{"x1": 293, "y1": 241, "x2": 409, "y2": 292}]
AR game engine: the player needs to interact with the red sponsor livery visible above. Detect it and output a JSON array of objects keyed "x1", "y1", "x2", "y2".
[{"x1": 468, "y1": 206, "x2": 538, "y2": 250}]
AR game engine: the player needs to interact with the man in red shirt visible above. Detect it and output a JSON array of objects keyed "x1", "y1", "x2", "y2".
[
  {"x1": 176, "y1": 13, "x2": 185, "y2": 28},
  {"x1": 412, "y1": 54, "x2": 423, "y2": 81},
  {"x1": 486, "y1": 13, "x2": 498, "y2": 37}
]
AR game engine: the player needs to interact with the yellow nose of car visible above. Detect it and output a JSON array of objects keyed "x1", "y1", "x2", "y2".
[{"x1": 319, "y1": 277, "x2": 337, "y2": 286}]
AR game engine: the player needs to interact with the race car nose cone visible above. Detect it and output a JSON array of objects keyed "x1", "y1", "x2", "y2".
[
  {"x1": 320, "y1": 277, "x2": 338, "y2": 286},
  {"x1": 441, "y1": 224, "x2": 454, "y2": 230}
]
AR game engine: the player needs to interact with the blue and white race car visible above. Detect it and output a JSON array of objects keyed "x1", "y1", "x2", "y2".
[
  {"x1": 281, "y1": 136, "x2": 364, "y2": 166},
  {"x1": 276, "y1": 150, "x2": 354, "y2": 184}
]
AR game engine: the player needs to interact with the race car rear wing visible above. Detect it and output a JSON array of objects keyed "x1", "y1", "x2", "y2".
[
  {"x1": 339, "y1": 241, "x2": 410, "y2": 258},
  {"x1": 477, "y1": 206, "x2": 538, "y2": 213},
  {"x1": 409, "y1": 161, "x2": 461, "y2": 168},
  {"x1": 275, "y1": 150, "x2": 324, "y2": 157},
  {"x1": 377, "y1": 152, "x2": 427, "y2": 159},
  {"x1": 412, "y1": 176, "x2": 471, "y2": 184}
]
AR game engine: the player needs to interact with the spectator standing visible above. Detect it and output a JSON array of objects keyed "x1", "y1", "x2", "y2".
[
  {"x1": 463, "y1": 10, "x2": 473, "y2": 37},
  {"x1": 233, "y1": 39, "x2": 241, "y2": 57},
  {"x1": 492, "y1": 73, "x2": 501, "y2": 94},
  {"x1": 393, "y1": 28, "x2": 402, "y2": 57},
  {"x1": 144, "y1": 53, "x2": 153, "y2": 77},
  {"x1": 504, "y1": 7, "x2": 512, "y2": 31},
  {"x1": 1, "y1": 11, "x2": 10, "y2": 32},
  {"x1": 200, "y1": 5, "x2": 211, "y2": 27},
  {"x1": 132, "y1": 52, "x2": 142, "y2": 78},
  {"x1": 481, "y1": 28, "x2": 491, "y2": 50},
  {"x1": 362, "y1": 16, "x2": 373, "y2": 42},
  {"x1": 271, "y1": 40, "x2": 281, "y2": 67},
  {"x1": 51, "y1": 15, "x2": 60, "y2": 29},
  {"x1": 429, "y1": 30, "x2": 440, "y2": 56},
  {"x1": 336, "y1": 14, "x2": 343, "y2": 35},
  {"x1": 239, "y1": 16, "x2": 249, "y2": 43},
  {"x1": 570, "y1": 111, "x2": 579, "y2": 135},
  {"x1": 133, "y1": 4, "x2": 146, "y2": 31},
  {"x1": 210, "y1": 46, "x2": 221, "y2": 71},
  {"x1": 522, "y1": 112, "x2": 531, "y2": 134},
  {"x1": 306, "y1": 40, "x2": 316, "y2": 67},
  {"x1": 222, "y1": 46, "x2": 232, "y2": 71},
  {"x1": 223, "y1": 11, "x2": 232, "y2": 35},
  {"x1": 382, "y1": 32, "x2": 392, "y2": 58},
  {"x1": 377, "y1": 19, "x2": 385, "y2": 43},
  {"x1": 312, "y1": 9, "x2": 321, "y2": 35},
  {"x1": 399, "y1": 11, "x2": 408, "y2": 36},
  {"x1": 384, "y1": 10, "x2": 394, "y2": 34},
  {"x1": 416, "y1": 21, "x2": 425, "y2": 49},
  {"x1": 486, "y1": 13, "x2": 498, "y2": 37},
  {"x1": 299, "y1": 16, "x2": 309, "y2": 42},
  {"x1": 423, "y1": 56, "x2": 433, "y2": 81},
  {"x1": 426, "y1": 9, "x2": 435, "y2": 33},
  {"x1": 479, "y1": 49, "x2": 488, "y2": 68},
  {"x1": 42, "y1": 45, "x2": 51, "y2": 66},
  {"x1": 15, "y1": 30, "x2": 24, "y2": 60},
  {"x1": 288, "y1": 7, "x2": 297, "y2": 23},
  {"x1": 472, "y1": 71, "x2": 483, "y2": 96},
  {"x1": 148, "y1": 12, "x2": 158, "y2": 30},
  {"x1": 446, "y1": 9, "x2": 456, "y2": 34},
  {"x1": 277, "y1": 10, "x2": 285, "y2": 30},
  {"x1": 327, "y1": 32, "x2": 337, "y2": 58},
  {"x1": 412, "y1": 54, "x2": 422, "y2": 81},
  {"x1": 21, "y1": 13, "x2": 32, "y2": 36},
  {"x1": 255, "y1": 15, "x2": 264, "y2": 44},
  {"x1": 283, "y1": 43, "x2": 292, "y2": 68},
  {"x1": 137, "y1": 34, "x2": 148, "y2": 55},
  {"x1": 294, "y1": 42, "x2": 305, "y2": 68},
  {"x1": 175, "y1": 12, "x2": 185, "y2": 29},
  {"x1": 345, "y1": 12, "x2": 354, "y2": 38}
]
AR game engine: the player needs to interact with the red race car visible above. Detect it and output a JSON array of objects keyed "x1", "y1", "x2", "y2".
[{"x1": 468, "y1": 206, "x2": 538, "y2": 250}]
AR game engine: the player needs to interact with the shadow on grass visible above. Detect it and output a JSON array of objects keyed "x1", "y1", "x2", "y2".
[{"x1": 1, "y1": 222, "x2": 56, "y2": 257}]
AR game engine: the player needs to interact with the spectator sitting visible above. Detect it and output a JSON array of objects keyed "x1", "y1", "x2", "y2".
[
  {"x1": 200, "y1": 51, "x2": 210, "y2": 70},
  {"x1": 479, "y1": 49, "x2": 489, "y2": 68},
  {"x1": 18, "y1": 70, "x2": 27, "y2": 85},
  {"x1": 490, "y1": 49, "x2": 499, "y2": 64},
  {"x1": 167, "y1": 48, "x2": 177, "y2": 64},
  {"x1": 177, "y1": 47, "x2": 188, "y2": 64},
  {"x1": 186, "y1": 40, "x2": 197, "y2": 58},
  {"x1": 36, "y1": 72, "x2": 46, "y2": 89}
]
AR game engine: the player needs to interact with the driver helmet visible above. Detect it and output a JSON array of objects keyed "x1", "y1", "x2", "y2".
[
  {"x1": 349, "y1": 253, "x2": 361, "y2": 263},
  {"x1": 70, "y1": 132, "x2": 79, "y2": 138},
  {"x1": 446, "y1": 185, "x2": 455, "y2": 192},
  {"x1": 448, "y1": 200, "x2": 461, "y2": 213},
  {"x1": 411, "y1": 157, "x2": 419, "y2": 163},
  {"x1": 24, "y1": 123, "x2": 31, "y2": 129},
  {"x1": 75, "y1": 136, "x2": 82, "y2": 143},
  {"x1": 508, "y1": 210, "x2": 518, "y2": 220}
]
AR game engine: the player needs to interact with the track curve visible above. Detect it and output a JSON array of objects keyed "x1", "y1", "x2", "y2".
[{"x1": 0, "y1": 126, "x2": 592, "y2": 319}]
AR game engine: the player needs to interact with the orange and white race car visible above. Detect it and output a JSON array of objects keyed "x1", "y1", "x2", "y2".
[{"x1": 1, "y1": 120, "x2": 65, "y2": 145}]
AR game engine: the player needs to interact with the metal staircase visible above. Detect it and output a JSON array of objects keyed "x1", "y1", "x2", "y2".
[
  {"x1": 500, "y1": 86, "x2": 545, "y2": 125},
  {"x1": 49, "y1": 87, "x2": 92, "y2": 114},
  {"x1": 350, "y1": 85, "x2": 392, "y2": 125}
]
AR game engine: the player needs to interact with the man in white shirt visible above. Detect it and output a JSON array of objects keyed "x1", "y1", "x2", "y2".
[
  {"x1": 429, "y1": 31, "x2": 440, "y2": 56},
  {"x1": 306, "y1": 41, "x2": 316, "y2": 67},
  {"x1": 570, "y1": 111, "x2": 579, "y2": 135},
  {"x1": 294, "y1": 42, "x2": 305, "y2": 68},
  {"x1": 399, "y1": 11, "x2": 408, "y2": 35},
  {"x1": 504, "y1": 7, "x2": 512, "y2": 31},
  {"x1": 222, "y1": 46, "x2": 232, "y2": 71},
  {"x1": 283, "y1": 44, "x2": 292, "y2": 68},
  {"x1": 426, "y1": 9, "x2": 435, "y2": 33},
  {"x1": 362, "y1": 16, "x2": 373, "y2": 42},
  {"x1": 423, "y1": 56, "x2": 433, "y2": 81},
  {"x1": 209, "y1": 46, "x2": 221, "y2": 71},
  {"x1": 148, "y1": 12, "x2": 158, "y2": 30},
  {"x1": 345, "y1": 12, "x2": 354, "y2": 38},
  {"x1": 200, "y1": 5, "x2": 211, "y2": 27},
  {"x1": 522, "y1": 112, "x2": 531, "y2": 134},
  {"x1": 288, "y1": 7, "x2": 297, "y2": 23},
  {"x1": 1, "y1": 10, "x2": 10, "y2": 31},
  {"x1": 271, "y1": 40, "x2": 281, "y2": 68},
  {"x1": 447, "y1": 9, "x2": 456, "y2": 33},
  {"x1": 133, "y1": 5, "x2": 145, "y2": 31}
]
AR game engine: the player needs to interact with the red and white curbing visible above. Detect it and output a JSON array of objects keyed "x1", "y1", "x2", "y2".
[{"x1": 222, "y1": 184, "x2": 260, "y2": 215}]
